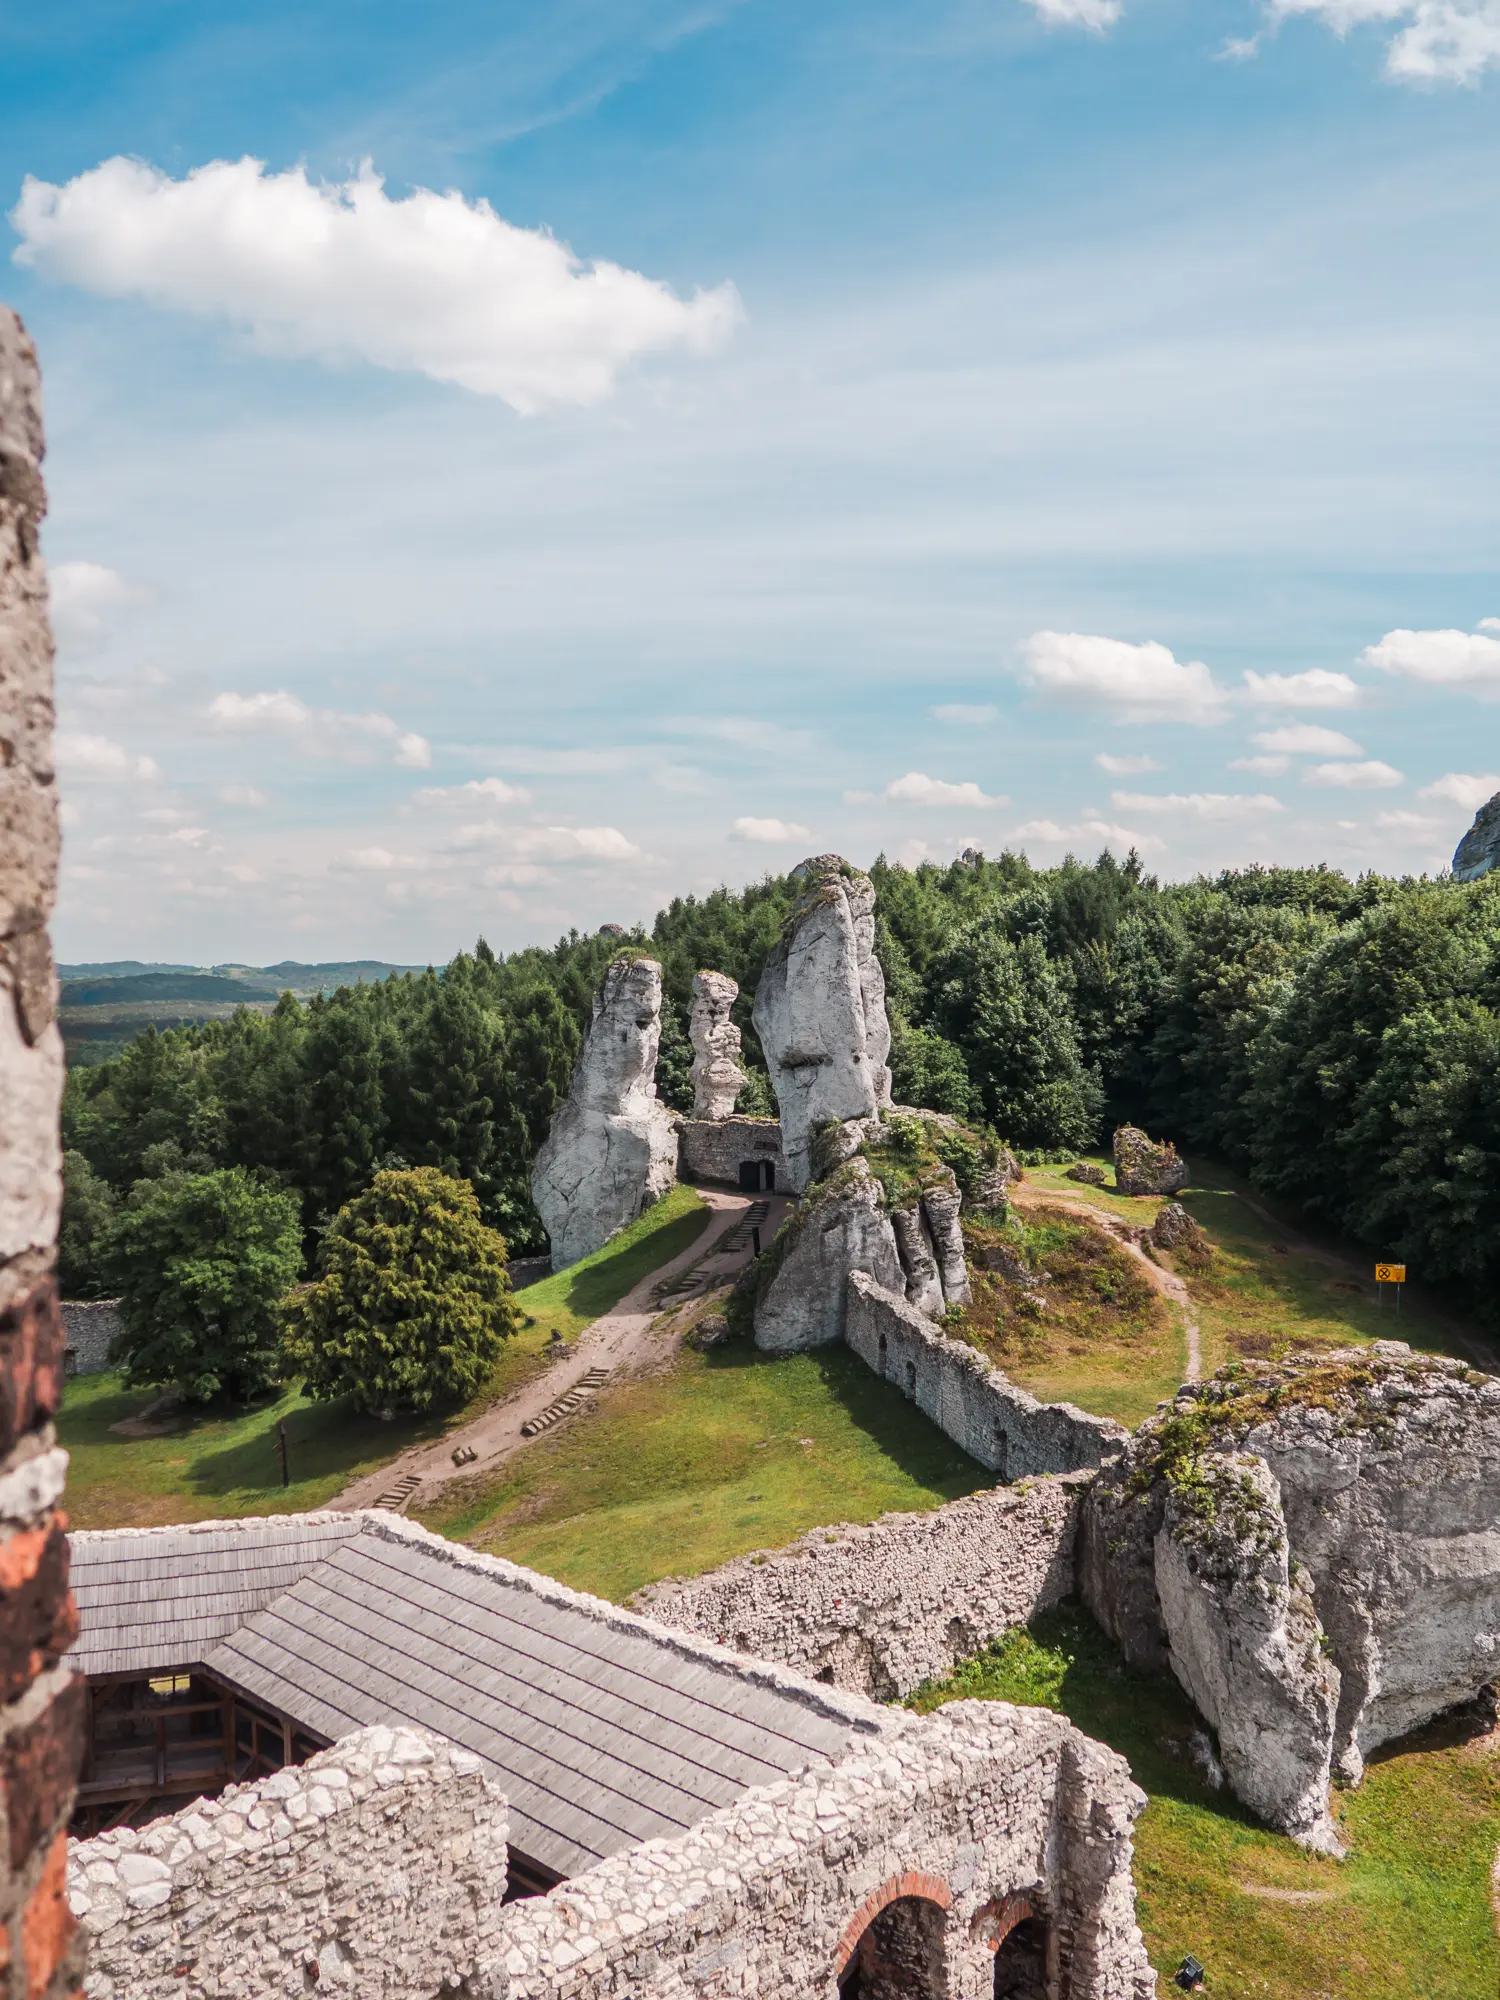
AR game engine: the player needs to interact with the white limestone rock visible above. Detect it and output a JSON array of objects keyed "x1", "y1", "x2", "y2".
[
  {"x1": 1082, "y1": 1343, "x2": 1500, "y2": 1845},
  {"x1": 531, "y1": 955, "x2": 679, "y2": 1270},
  {"x1": 1452, "y1": 789, "x2": 1500, "y2": 883},
  {"x1": 753, "y1": 1159, "x2": 904, "y2": 1352},
  {"x1": 688, "y1": 970, "x2": 746, "y2": 1120},
  {"x1": 752, "y1": 856, "x2": 892, "y2": 1194}
]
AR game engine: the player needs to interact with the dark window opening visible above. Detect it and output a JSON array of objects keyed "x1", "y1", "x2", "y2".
[
  {"x1": 993, "y1": 1916, "x2": 1048, "y2": 1999},
  {"x1": 839, "y1": 1895, "x2": 948, "y2": 2000},
  {"x1": 504, "y1": 1846, "x2": 564, "y2": 1902}
]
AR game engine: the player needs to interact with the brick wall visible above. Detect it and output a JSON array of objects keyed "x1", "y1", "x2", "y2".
[{"x1": 0, "y1": 308, "x2": 82, "y2": 1999}]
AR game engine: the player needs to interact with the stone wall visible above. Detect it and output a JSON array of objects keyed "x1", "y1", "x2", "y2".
[
  {"x1": 847, "y1": 1272, "x2": 1130, "y2": 1480},
  {"x1": 482, "y1": 1700, "x2": 1155, "y2": 2000},
  {"x1": 635, "y1": 1473, "x2": 1089, "y2": 1700},
  {"x1": 70, "y1": 1726, "x2": 509, "y2": 1998},
  {"x1": 0, "y1": 307, "x2": 84, "y2": 2000},
  {"x1": 677, "y1": 1114, "x2": 785, "y2": 1189},
  {"x1": 60, "y1": 1300, "x2": 120, "y2": 1375}
]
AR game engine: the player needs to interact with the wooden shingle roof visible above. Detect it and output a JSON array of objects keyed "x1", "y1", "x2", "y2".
[{"x1": 67, "y1": 1512, "x2": 869, "y2": 1880}]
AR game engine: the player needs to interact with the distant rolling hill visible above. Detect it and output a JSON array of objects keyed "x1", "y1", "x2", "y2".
[{"x1": 57, "y1": 959, "x2": 424, "y2": 1061}]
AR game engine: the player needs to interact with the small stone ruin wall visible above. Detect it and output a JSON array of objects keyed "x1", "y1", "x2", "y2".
[
  {"x1": 677, "y1": 1114, "x2": 786, "y2": 1188},
  {"x1": 485, "y1": 1701, "x2": 1154, "y2": 2000},
  {"x1": 846, "y1": 1272, "x2": 1129, "y2": 1481},
  {"x1": 60, "y1": 1299, "x2": 120, "y2": 1375},
  {"x1": 70, "y1": 1726, "x2": 509, "y2": 1999},
  {"x1": 636, "y1": 1473, "x2": 1090, "y2": 1700}
]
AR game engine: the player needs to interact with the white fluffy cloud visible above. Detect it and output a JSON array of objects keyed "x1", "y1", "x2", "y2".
[
  {"x1": 207, "y1": 689, "x2": 431, "y2": 767},
  {"x1": 445, "y1": 820, "x2": 640, "y2": 860},
  {"x1": 730, "y1": 816, "x2": 812, "y2": 842},
  {"x1": 1018, "y1": 632, "x2": 1226, "y2": 723},
  {"x1": 932, "y1": 704, "x2": 998, "y2": 725},
  {"x1": 881, "y1": 772, "x2": 1007, "y2": 808},
  {"x1": 11, "y1": 157, "x2": 741, "y2": 415},
  {"x1": 1012, "y1": 815, "x2": 1166, "y2": 853},
  {"x1": 1022, "y1": 0, "x2": 1123, "y2": 26},
  {"x1": 47, "y1": 560, "x2": 151, "y2": 651},
  {"x1": 1230, "y1": 754, "x2": 1291, "y2": 776},
  {"x1": 1240, "y1": 668, "x2": 1363, "y2": 709},
  {"x1": 1418, "y1": 771, "x2": 1500, "y2": 809},
  {"x1": 1094, "y1": 752, "x2": 1164, "y2": 775},
  {"x1": 413, "y1": 776, "x2": 532, "y2": 807},
  {"x1": 55, "y1": 731, "x2": 160, "y2": 781},
  {"x1": 1359, "y1": 625, "x2": 1500, "y2": 697},
  {"x1": 1305, "y1": 759, "x2": 1404, "y2": 788},
  {"x1": 1269, "y1": 0, "x2": 1500, "y2": 84},
  {"x1": 1253, "y1": 723, "x2": 1364, "y2": 755},
  {"x1": 1111, "y1": 789, "x2": 1284, "y2": 819}
]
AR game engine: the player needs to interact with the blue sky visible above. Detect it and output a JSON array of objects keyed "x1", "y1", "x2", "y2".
[{"x1": 6, "y1": 0, "x2": 1500, "y2": 964}]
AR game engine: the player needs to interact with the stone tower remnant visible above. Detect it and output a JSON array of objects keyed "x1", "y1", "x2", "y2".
[
  {"x1": 531, "y1": 954, "x2": 678, "y2": 1270},
  {"x1": 688, "y1": 969, "x2": 746, "y2": 1120},
  {"x1": 751, "y1": 855, "x2": 892, "y2": 1194},
  {"x1": 1452, "y1": 788, "x2": 1500, "y2": 882}
]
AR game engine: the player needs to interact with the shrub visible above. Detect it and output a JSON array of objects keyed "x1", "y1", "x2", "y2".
[{"x1": 281, "y1": 1167, "x2": 518, "y2": 1413}]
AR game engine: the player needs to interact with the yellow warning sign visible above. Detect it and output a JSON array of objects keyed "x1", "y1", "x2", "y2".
[{"x1": 1375, "y1": 1264, "x2": 1407, "y2": 1285}]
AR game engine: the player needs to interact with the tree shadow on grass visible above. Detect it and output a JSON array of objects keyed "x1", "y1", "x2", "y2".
[
  {"x1": 702, "y1": 1336, "x2": 988, "y2": 1502},
  {"x1": 185, "y1": 1394, "x2": 449, "y2": 1499}
]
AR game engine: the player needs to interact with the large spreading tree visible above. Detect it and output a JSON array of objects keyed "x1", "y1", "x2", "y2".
[{"x1": 281, "y1": 1167, "x2": 519, "y2": 1413}]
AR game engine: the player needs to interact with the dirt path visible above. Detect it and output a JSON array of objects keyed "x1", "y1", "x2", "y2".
[
  {"x1": 1009, "y1": 1184, "x2": 1202, "y2": 1381},
  {"x1": 333, "y1": 1187, "x2": 788, "y2": 1514}
]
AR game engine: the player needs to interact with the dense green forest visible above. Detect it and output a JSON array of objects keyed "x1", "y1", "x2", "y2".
[{"x1": 60, "y1": 849, "x2": 1500, "y2": 1322}]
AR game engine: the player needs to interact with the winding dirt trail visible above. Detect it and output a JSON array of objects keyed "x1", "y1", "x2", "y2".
[
  {"x1": 334, "y1": 1187, "x2": 788, "y2": 1515},
  {"x1": 1008, "y1": 1183, "x2": 1203, "y2": 1381}
]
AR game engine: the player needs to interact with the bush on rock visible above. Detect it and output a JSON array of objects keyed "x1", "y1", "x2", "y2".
[{"x1": 282, "y1": 1167, "x2": 518, "y2": 1413}]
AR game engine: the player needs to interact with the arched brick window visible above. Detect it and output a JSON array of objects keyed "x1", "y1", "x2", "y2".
[{"x1": 836, "y1": 1873, "x2": 952, "y2": 1999}]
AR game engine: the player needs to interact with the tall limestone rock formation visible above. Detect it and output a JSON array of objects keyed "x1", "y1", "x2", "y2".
[
  {"x1": 751, "y1": 855, "x2": 892, "y2": 1195},
  {"x1": 1452, "y1": 788, "x2": 1500, "y2": 882},
  {"x1": 751, "y1": 858, "x2": 971, "y2": 1351},
  {"x1": 688, "y1": 970, "x2": 746, "y2": 1120},
  {"x1": 531, "y1": 954, "x2": 678, "y2": 1270},
  {"x1": 1080, "y1": 1341, "x2": 1500, "y2": 1851}
]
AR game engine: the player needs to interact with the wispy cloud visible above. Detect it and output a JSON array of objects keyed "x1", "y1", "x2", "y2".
[
  {"x1": 1268, "y1": 0, "x2": 1500, "y2": 86},
  {"x1": 55, "y1": 731, "x2": 160, "y2": 782},
  {"x1": 12, "y1": 158, "x2": 741, "y2": 413},
  {"x1": 1252, "y1": 723, "x2": 1364, "y2": 755},
  {"x1": 1111, "y1": 790, "x2": 1284, "y2": 819},
  {"x1": 932, "y1": 703, "x2": 998, "y2": 725},
  {"x1": 412, "y1": 776, "x2": 532, "y2": 807},
  {"x1": 48, "y1": 560, "x2": 153, "y2": 652},
  {"x1": 1304, "y1": 759, "x2": 1404, "y2": 789},
  {"x1": 730, "y1": 816, "x2": 811, "y2": 842},
  {"x1": 1417, "y1": 771, "x2": 1500, "y2": 809},
  {"x1": 207, "y1": 689, "x2": 431, "y2": 767},
  {"x1": 1230, "y1": 755, "x2": 1290, "y2": 776},
  {"x1": 1021, "y1": 0, "x2": 1123, "y2": 28},
  {"x1": 1094, "y1": 752, "x2": 1164, "y2": 775},
  {"x1": 665, "y1": 716, "x2": 815, "y2": 754},
  {"x1": 1012, "y1": 814, "x2": 1165, "y2": 853},
  {"x1": 1240, "y1": 669, "x2": 1363, "y2": 710}
]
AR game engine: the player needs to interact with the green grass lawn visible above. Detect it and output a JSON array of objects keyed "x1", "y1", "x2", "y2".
[
  {"x1": 57, "y1": 1185, "x2": 711, "y2": 1531},
  {"x1": 911, "y1": 1603, "x2": 1500, "y2": 2000},
  {"x1": 418, "y1": 1336, "x2": 990, "y2": 1601}
]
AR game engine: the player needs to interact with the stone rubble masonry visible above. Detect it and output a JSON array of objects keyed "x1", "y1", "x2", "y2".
[
  {"x1": 69, "y1": 1726, "x2": 510, "y2": 1999},
  {"x1": 480, "y1": 1700, "x2": 1156, "y2": 2000},
  {"x1": 687, "y1": 970, "x2": 747, "y2": 1121},
  {"x1": 0, "y1": 307, "x2": 84, "y2": 2000},
  {"x1": 846, "y1": 1272, "x2": 1130, "y2": 1481},
  {"x1": 751, "y1": 856, "x2": 893, "y2": 1194},
  {"x1": 531, "y1": 954, "x2": 679, "y2": 1270},
  {"x1": 634, "y1": 1473, "x2": 1091, "y2": 1701},
  {"x1": 675, "y1": 1115, "x2": 786, "y2": 1190},
  {"x1": 58, "y1": 1304, "x2": 120, "y2": 1378}
]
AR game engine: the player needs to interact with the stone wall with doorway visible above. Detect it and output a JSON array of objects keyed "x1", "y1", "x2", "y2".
[
  {"x1": 846, "y1": 1272, "x2": 1129, "y2": 1479},
  {"x1": 60, "y1": 1298, "x2": 120, "y2": 1374},
  {"x1": 677, "y1": 1114, "x2": 786, "y2": 1190},
  {"x1": 635, "y1": 1474, "x2": 1089, "y2": 1699}
]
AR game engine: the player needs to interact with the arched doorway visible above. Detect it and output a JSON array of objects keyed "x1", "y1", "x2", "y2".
[
  {"x1": 837, "y1": 1895, "x2": 948, "y2": 1999},
  {"x1": 992, "y1": 1915, "x2": 1047, "y2": 1999},
  {"x1": 738, "y1": 1159, "x2": 776, "y2": 1191}
]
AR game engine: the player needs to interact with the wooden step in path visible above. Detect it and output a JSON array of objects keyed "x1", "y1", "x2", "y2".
[
  {"x1": 520, "y1": 1367, "x2": 611, "y2": 1439},
  {"x1": 372, "y1": 1471, "x2": 422, "y2": 1513}
]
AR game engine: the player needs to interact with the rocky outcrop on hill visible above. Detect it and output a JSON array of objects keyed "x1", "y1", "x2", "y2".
[
  {"x1": 752, "y1": 1158, "x2": 905, "y2": 1351},
  {"x1": 1452, "y1": 788, "x2": 1500, "y2": 882},
  {"x1": 1080, "y1": 1341, "x2": 1500, "y2": 1848},
  {"x1": 1113, "y1": 1125, "x2": 1189, "y2": 1196},
  {"x1": 531, "y1": 954, "x2": 679, "y2": 1270},
  {"x1": 752, "y1": 855, "x2": 892, "y2": 1193},
  {"x1": 688, "y1": 969, "x2": 747, "y2": 1120}
]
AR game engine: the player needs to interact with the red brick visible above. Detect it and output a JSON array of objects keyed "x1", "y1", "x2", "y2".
[
  {"x1": 0, "y1": 1282, "x2": 65, "y2": 1460},
  {"x1": 3, "y1": 1675, "x2": 84, "y2": 1869},
  {"x1": 0, "y1": 1523, "x2": 78, "y2": 1705},
  {"x1": 21, "y1": 1832, "x2": 73, "y2": 2000}
]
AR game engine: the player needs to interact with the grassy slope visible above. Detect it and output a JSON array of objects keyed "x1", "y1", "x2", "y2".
[
  {"x1": 57, "y1": 1185, "x2": 711, "y2": 1531},
  {"x1": 911, "y1": 1604, "x2": 1500, "y2": 2000},
  {"x1": 418, "y1": 1339, "x2": 989, "y2": 1601}
]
